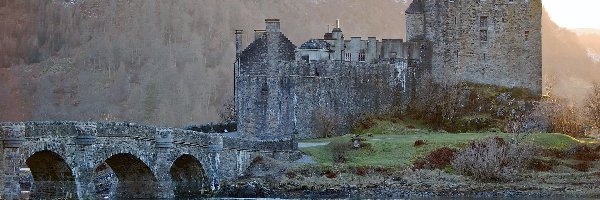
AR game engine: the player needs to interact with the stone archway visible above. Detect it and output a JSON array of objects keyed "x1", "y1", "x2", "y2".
[
  {"x1": 102, "y1": 153, "x2": 158, "y2": 199},
  {"x1": 170, "y1": 154, "x2": 210, "y2": 198},
  {"x1": 25, "y1": 150, "x2": 76, "y2": 199}
]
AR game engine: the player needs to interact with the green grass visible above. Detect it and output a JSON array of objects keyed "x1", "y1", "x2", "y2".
[
  {"x1": 300, "y1": 119, "x2": 593, "y2": 168},
  {"x1": 301, "y1": 132, "x2": 510, "y2": 167}
]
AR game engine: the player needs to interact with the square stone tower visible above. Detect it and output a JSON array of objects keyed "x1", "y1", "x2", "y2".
[{"x1": 406, "y1": 0, "x2": 543, "y2": 95}]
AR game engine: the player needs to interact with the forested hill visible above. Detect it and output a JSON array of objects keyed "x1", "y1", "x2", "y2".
[{"x1": 0, "y1": 0, "x2": 598, "y2": 126}]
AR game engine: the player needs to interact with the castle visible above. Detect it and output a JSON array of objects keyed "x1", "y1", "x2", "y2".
[{"x1": 234, "y1": 0, "x2": 542, "y2": 140}]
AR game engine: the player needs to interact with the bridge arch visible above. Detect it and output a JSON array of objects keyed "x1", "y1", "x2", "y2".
[
  {"x1": 25, "y1": 150, "x2": 77, "y2": 199},
  {"x1": 170, "y1": 154, "x2": 210, "y2": 197},
  {"x1": 98, "y1": 153, "x2": 159, "y2": 199}
]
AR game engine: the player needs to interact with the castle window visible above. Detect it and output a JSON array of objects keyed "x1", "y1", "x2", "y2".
[
  {"x1": 480, "y1": 30, "x2": 488, "y2": 41},
  {"x1": 480, "y1": 16, "x2": 488, "y2": 27},
  {"x1": 344, "y1": 53, "x2": 351, "y2": 61},
  {"x1": 358, "y1": 52, "x2": 366, "y2": 62},
  {"x1": 524, "y1": 31, "x2": 530, "y2": 41}
]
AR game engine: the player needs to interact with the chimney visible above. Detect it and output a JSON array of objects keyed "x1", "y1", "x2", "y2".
[
  {"x1": 254, "y1": 30, "x2": 266, "y2": 40},
  {"x1": 235, "y1": 30, "x2": 244, "y2": 58},
  {"x1": 265, "y1": 19, "x2": 281, "y2": 33},
  {"x1": 336, "y1": 19, "x2": 340, "y2": 28}
]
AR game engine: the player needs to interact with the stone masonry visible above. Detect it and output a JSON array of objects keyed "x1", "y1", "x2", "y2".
[
  {"x1": 0, "y1": 121, "x2": 298, "y2": 199},
  {"x1": 235, "y1": 1, "x2": 542, "y2": 140}
]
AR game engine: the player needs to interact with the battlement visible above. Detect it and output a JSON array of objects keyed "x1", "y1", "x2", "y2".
[{"x1": 235, "y1": 1, "x2": 542, "y2": 139}]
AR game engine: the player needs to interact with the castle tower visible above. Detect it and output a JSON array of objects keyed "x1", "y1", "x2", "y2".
[
  {"x1": 406, "y1": 0, "x2": 543, "y2": 95},
  {"x1": 236, "y1": 19, "x2": 297, "y2": 140},
  {"x1": 405, "y1": 0, "x2": 425, "y2": 41},
  {"x1": 331, "y1": 19, "x2": 344, "y2": 61}
]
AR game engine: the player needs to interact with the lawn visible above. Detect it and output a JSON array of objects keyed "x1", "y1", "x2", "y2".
[{"x1": 300, "y1": 119, "x2": 595, "y2": 168}]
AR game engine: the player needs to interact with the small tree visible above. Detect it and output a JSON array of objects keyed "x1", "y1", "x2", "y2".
[{"x1": 584, "y1": 82, "x2": 600, "y2": 128}]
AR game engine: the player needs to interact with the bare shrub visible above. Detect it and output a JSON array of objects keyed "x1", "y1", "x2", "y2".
[
  {"x1": 530, "y1": 96, "x2": 586, "y2": 137},
  {"x1": 413, "y1": 147, "x2": 456, "y2": 170},
  {"x1": 313, "y1": 109, "x2": 343, "y2": 138},
  {"x1": 452, "y1": 136, "x2": 534, "y2": 182},
  {"x1": 218, "y1": 95, "x2": 236, "y2": 123},
  {"x1": 330, "y1": 141, "x2": 351, "y2": 163},
  {"x1": 528, "y1": 158, "x2": 554, "y2": 171},
  {"x1": 569, "y1": 144, "x2": 600, "y2": 161},
  {"x1": 584, "y1": 82, "x2": 600, "y2": 129},
  {"x1": 414, "y1": 140, "x2": 427, "y2": 147},
  {"x1": 409, "y1": 72, "x2": 461, "y2": 130},
  {"x1": 572, "y1": 161, "x2": 590, "y2": 172}
]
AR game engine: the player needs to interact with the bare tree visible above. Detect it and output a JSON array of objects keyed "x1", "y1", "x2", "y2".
[{"x1": 584, "y1": 82, "x2": 600, "y2": 129}]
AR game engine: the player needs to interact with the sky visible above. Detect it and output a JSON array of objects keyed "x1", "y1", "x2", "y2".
[{"x1": 542, "y1": 0, "x2": 600, "y2": 29}]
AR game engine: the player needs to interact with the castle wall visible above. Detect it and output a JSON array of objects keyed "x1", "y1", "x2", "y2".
[
  {"x1": 237, "y1": 60, "x2": 413, "y2": 139},
  {"x1": 419, "y1": 0, "x2": 542, "y2": 94}
]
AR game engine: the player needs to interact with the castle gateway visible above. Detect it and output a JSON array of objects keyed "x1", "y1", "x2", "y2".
[{"x1": 235, "y1": 0, "x2": 542, "y2": 140}]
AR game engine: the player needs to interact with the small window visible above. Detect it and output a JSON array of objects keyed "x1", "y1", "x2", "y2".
[
  {"x1": 480, "y1": 30, "x2": 488, "y2": 41},
  {"x1": 358, "y1": 51, "x2": 366, "y2": 62},
  {"x1": 344, "y1": 53, "x2": 351, "y2": 61},
  {"x1": 301, "y1": 55, "x2": 309, "y2": 62},
  {"x1": 480, "y1": 16, "x2": 488, "y2": 27},
  {"x1": 390, "y1": 52, "x2": 397, "y2": 59},
  {"x1": 524, "y1": 31, "x2": 530, "y2": 41}
]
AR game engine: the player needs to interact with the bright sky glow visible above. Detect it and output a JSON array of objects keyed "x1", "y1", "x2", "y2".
[{"x1": 542, "y1": 0, "x2": 600, "y2": 29}]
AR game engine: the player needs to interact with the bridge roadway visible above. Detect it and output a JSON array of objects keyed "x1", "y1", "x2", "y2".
[{"x1": 0, "y1": 121, "x2": 298, "y2": 199}]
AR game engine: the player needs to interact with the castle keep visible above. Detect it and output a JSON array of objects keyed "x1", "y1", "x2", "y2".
[
  {"x1": 235, "y1": 0, "x2": 542, "y2": 140},
  {"x1": 407, "y1": 0, "x2": 542, "y2": 93}
]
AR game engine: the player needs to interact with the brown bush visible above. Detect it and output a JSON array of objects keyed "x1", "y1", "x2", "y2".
[
  {"x1": 529, "y1": 158, "x2": 553, "y2": 171},
  {"x1": 355, "y1": 116, "x2": 376, "y2": 131},
  {"x1": 541, "y1": 148, "x2": 568, "y2": 159},
  {"x1": 354, "y1": 166, "x2": 368, "y2": 176},
  {"x1": 593, "y1": 172, "x2": 600, "y2": 177},
  {"x1": 570, "y1": 144, "x2": 600, "y2": 161},
  {"x1": 595, "y1": 145, "x2": 600, "y2": 152},
  {"x1": 452, "y1": 136, "x2": 534, "y2": 182},
  {"x1": 406, "y1": 125, "x2": 416, "y2": 129},
  {"x1": 414, "y1": 140, "x2": 427, "y2": 147},
  {"x1": 572, "y1": 161, "x2": 590, "y2": 172},
  {"x1": 325, "y1": 170, "x2": 337, "y2": 179},
  {"x1": 413, "y1": 147, "x2": 457, "y2": 170}
]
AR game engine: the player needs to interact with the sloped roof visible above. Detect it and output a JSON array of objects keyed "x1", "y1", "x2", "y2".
[
  {"x1": 405, "y1": 0, "x2": 424, "y2": 14},
  {"x1": 240, "y1": 33, "x2": 296, "y2": 64},
  {"x1": 298, "y1": 39, "x2": 330, "y2": 50}
]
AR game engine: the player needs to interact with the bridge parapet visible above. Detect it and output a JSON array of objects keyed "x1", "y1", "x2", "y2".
[{"x1": 1, "y1": 123, "x2": 26, "y2": 148}]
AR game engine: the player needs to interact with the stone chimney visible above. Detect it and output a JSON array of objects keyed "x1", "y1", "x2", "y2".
[{"x1": 265, "y1": 19, "x2": 281, "y2": 33}]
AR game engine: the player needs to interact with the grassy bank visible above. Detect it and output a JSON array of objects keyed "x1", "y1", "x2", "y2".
[{"x1": 300, "y1": 119, "x2": 596, "y2": 168}]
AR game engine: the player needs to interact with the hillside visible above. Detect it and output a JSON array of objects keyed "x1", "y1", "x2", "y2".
[
  {"x1": 0, "y1": 0, "x2": 598, "y2": 126},
  {"x1": 0, "y1": 0, "x2": 407, "y2": 126}
]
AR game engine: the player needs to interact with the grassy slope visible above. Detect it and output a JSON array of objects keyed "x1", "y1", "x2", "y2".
[{"x1": 301, "y1": 119, "x2": 595, "y2": 168}]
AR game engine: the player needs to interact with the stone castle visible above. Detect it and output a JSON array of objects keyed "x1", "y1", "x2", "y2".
[{"x1": 235, "y1": 0, "x2": 542, "y2": 140}]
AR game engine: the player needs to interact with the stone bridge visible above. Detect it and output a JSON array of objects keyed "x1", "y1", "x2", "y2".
[{"x1": 0, "y1": 121, "x2": 298, "y2": 199}]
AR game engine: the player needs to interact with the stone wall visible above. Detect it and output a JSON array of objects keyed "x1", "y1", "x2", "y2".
[
  {"x1": 0, "y1": 121, "x2": 298, "y2": 199},
  {"x1": 412, "y1": 0, "x2": 542, "y2": 95},
  {"x1": 237, "y1": 59, "x2": 415, "y2": 139}
]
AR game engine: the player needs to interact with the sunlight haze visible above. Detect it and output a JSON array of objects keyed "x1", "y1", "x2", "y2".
[{"x1": 543, "y1": 0, "x2": 600, "y2": 29}]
